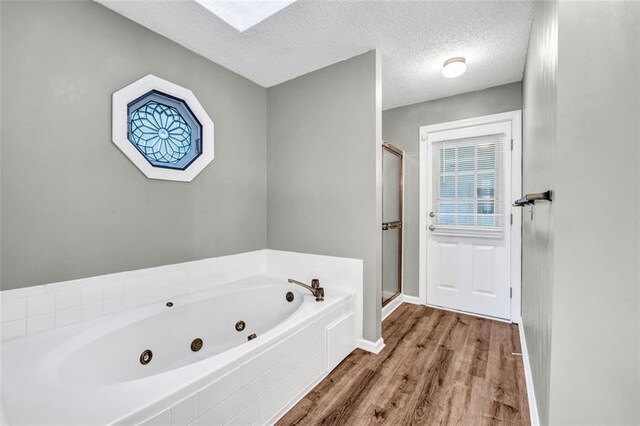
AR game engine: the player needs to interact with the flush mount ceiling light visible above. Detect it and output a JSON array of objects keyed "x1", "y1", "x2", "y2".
[
  {"x1": 194, "y1": 0, "x2": 298, "y2": 32},
  {"x1": 442, "y1": 57, "x2": 467, "y2": 79}
]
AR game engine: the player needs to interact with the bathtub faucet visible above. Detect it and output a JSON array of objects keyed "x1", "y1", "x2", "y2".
[{"x1": 287, "y1": 278, "x2": 324, "y2": 302}]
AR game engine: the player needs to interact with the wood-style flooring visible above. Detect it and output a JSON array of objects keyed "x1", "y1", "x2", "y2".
[{"x1": 277, "y1": 303, "x2": 530, "y2": 426}]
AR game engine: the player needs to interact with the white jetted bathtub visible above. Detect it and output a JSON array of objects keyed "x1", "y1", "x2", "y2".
[{"x1": 1, "y1": 275, "x2": 356, "y2": 425}]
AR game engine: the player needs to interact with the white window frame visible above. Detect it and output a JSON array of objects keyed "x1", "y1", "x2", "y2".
[
  {"x1": 112, "y1": 74, "x2": 215, "y2": 182},
  {"x1": 429, "y1": 123, "x2": 507, "y2": 239}
]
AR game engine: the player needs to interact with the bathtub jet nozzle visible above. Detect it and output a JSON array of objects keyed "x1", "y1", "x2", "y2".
[
  {"x1": 140, "y1": 349, "x2": 153, "y2": 365},
  {"x1": 191, "y1": 338, "x2": 203, "y2": 352}
]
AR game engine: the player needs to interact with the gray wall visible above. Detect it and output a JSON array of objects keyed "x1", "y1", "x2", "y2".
[
  {"x1": 267, "y1": 51, "x2": 382, "y2": 342},
  {"x1": 1, "y1": 1, "x2": 268, "y2": 290},
  {"x1": 549, "y1": 0, "x2": 639, "y2": 423},
  {"x1": 381, "y1": 82, "x2": 523, "y2": 297},
  {"x1": 0, "y1": 0, "x2": 3, "y2": 295},
  {"x1": 521, "y1": 0, "x2": 557, "y2": 423},
  {"x1": 522, "y1": 1, "x2": 640, "y2": 424}
]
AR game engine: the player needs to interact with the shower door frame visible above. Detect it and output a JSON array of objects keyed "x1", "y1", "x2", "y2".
[{"x1": 381, "y1": 141, "x2": 404, "y2": 307}]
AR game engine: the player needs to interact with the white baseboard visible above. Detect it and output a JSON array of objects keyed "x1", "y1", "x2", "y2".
[
  {"x1": 518, "y1": 319, "x2": 540, "y2": 426},
  {"x1": 356, "y1": 337, "x2": 385, "y2": 354},
  {"x1": 265, "y1": 369, "x2": 328, "y2": 425},
  {"x1": 403, "y1": 295, "x2": 421, "y2": 305},
  {"x1": 382, "y1": 295, "x2": 404, "y2": 320}
]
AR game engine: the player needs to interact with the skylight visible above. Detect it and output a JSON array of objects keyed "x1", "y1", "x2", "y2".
[{"x1": 194, "y1": 0, "x2": 298, "y2": 32}]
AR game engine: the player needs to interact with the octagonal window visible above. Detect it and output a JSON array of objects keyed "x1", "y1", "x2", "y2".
[{"x1": 127, "y1": 90, "x2": 203, "y2": 170}]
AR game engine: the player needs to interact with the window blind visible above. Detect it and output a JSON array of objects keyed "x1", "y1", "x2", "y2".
[{"x1": 431, "y1": 133, "x2": 505, "y2": 233}]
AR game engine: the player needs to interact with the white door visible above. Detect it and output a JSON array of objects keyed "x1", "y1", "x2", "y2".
[{"x1": 422, "y1": 119, "x2": 515, "y2": 320}]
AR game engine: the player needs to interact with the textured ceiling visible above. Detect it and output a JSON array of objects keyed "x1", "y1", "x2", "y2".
[{"x1": 97, "y1": 0, "x2": 534, "y2": 110}]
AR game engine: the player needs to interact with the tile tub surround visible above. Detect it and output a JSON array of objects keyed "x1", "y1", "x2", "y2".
[
  {"x1": 134, "y1": 300, "x2": 353, "y2": 426},
  {"x1": 0, "y1": 249, "x2": 363, "y2": 342},
  {"x1": 2, "y1": 278, "x2": 354, "y2": 425}
]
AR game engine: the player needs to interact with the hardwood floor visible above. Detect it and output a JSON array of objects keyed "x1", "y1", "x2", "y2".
[{"x1": 277, "y1": 303, "x2": 530, "y2": 426}]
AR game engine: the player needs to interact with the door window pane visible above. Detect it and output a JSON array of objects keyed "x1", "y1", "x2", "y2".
[
  {"x1": 477, "y1": 173, "x2": 495, "y2": 199},
  {"x1": 439, "y1": 202, "x2": 455, "y2": 225},
  {"x1": 439, "y1": 214, "x2": 455, "y2": 225},
  {"x1": 440, "y1": 176, "x2": 455, "y2": 198},
  {"x1": 433, "y1": 136, "x2": 502, "y2": 230},
  {"x1": 477, "y1": 201, "x2": 495, "y2": 214},
  {"x1": 440, "y1": 202, "x2": 455, "y2": 213},
  {"x1": 442, "y1": 148, "x2": 456, "y2": 172},
  {"x1": 458, "y1": 146, "x2": 474, "y2": 171},
  {"x1": 477, "y1": 144, "x2": 495, "y2": 170},
  {"x1": 458, "y1": 203, "x2": 474, "y2": 214},
  {"x1": 477, "y1": 202, "x2": 495, "y2": 226},
  {"x1": 457, "y1": 175, "x2": 475, "y2": 198},
  {"x1": 457, "y1": 203, "x2": 474, "y2": 226}
]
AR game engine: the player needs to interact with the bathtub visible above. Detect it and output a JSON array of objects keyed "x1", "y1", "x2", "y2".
[{"x1": 1, "y1": 275, "x2": 356, "y2": 425}]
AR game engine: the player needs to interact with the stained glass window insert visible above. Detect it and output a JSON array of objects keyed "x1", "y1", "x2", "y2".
[{"x1": 127, "y1": 91, "x2": 203, "y2": 170}]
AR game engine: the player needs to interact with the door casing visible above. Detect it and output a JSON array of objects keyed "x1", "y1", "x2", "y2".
[{"x1": 419, "y1": 111, "x2": 522, "y2": 322}]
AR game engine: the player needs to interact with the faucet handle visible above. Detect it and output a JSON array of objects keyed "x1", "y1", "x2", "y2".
[{"x1": 311, "y1": 278, "x2": 320, "y2": 288}]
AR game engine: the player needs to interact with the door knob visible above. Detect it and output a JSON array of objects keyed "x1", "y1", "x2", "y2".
[
  {"x1": 429, "y1": 212, "x2": 436, "y2": 218},
  {"x1": 429, "y1": 224, "x2": 436, "y2": 231}
]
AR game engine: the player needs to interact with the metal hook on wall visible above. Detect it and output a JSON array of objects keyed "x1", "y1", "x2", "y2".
[{"x1": 513, "y1": 190, "x2": 553, "y2": 207}]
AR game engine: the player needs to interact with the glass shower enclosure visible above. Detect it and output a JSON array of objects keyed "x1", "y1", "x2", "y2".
[{"x1": 382, "y1": 142, "x2": 404, "y2": 306}]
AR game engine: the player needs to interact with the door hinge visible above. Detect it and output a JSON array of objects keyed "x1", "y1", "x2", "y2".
[
  {"x1": 510, "y1": 213, "x2": 513, "y2": 225},
  {"x1": 510, "y1": 288, "x2": 513, "y2": 299},
  {"x1": 511, "y1": 139, "x2": 514, "y2": 151}
]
